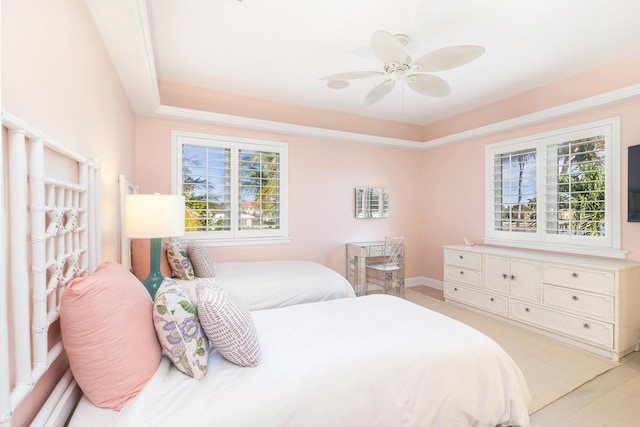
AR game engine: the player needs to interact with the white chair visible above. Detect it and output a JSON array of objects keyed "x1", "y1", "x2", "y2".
[{"x1": 364, "y1": 236, "x2": 406, "y2": 297}]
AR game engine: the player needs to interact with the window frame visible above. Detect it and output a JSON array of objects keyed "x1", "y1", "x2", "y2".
[
  {"x1": 484, "y1": 117, "x2": 623, "y2": 258},
  {"x1": 171, "y1": 130, "x2": 290, "y2": 246}
]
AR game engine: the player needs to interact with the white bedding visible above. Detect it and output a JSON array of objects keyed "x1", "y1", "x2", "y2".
[
  {"x1": 179, "y1": 260, "x2": 356, "y2": 311},
  {"x1": 70, "y1": 295, "x2": 530, "y2": 427}
]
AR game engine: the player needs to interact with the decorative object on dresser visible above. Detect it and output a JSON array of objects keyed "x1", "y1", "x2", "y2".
[
  {"x1": 443, "y1": 244, "x2": 640, "y2": 361},
  {"x1": 125, "y1": 193, "x2": 186, "y2": 298},
  {"x1": 364, "y1": 236, "x2": 406, "y2": 296}
]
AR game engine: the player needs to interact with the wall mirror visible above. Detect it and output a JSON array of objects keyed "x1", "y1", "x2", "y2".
[{"x1": 355, "y1": 187, "x2": 388, "y2": 219}]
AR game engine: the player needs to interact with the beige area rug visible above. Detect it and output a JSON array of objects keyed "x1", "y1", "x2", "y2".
[{"x1": 404, "y1": 289, "x2": 620, "y2": 414}]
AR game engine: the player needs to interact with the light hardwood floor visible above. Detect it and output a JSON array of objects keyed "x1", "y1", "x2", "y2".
[{"x1": 405, "y1": 286, "x2": 640, "y2": 427}]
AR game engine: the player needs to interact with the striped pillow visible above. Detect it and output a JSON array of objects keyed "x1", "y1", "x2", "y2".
[
  {"x1": 196, "y1": 279, "x2": 261, "y2": 367},
  {"x1": 187, "y1": 240, "x2": 215, "y2": 278}
]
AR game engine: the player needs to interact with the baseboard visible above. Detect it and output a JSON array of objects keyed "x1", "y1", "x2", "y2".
[{"x1": 405, "y1": 276, "x2": 443, "y2": 291}]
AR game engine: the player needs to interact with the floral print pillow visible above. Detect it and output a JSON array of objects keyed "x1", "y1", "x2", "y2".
[
  {"x1": 153, "y1": 279, "x2": 207, "y2": 379},
  {"x1": 166, "y1": 242, "x2": 195, "y2": 280}
]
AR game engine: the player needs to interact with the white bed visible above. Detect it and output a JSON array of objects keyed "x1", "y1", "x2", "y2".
[
  {"x1": 120, "y1": 175, "x2": 356, "y2": 311},
  {"x1": 179, "y1": 260, "x2": 356, "y2": 311},
  {"x1": 69, "y1": 294, "x2": 531, "y2": 427}
]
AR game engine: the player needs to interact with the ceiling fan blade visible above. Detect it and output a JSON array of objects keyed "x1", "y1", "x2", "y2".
[
  {"x1": 413, "y1": 45, "x2": 485, "y2": 72},
  {"x1": 370, "y1": 30, "x2": 406, "y2": 64},
  {"x1": 406, "y1": 74, "x2": 451, "y2": 97},
  {"x1": 365, "y1": 79, "x2": 396, "y2": 105},
  {"x1": 321, "y1": 71, "x2": 385, "y2": 80}
]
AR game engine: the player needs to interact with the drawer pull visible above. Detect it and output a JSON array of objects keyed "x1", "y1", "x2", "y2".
[
  {"x1": 459, "y1": 271, "x2": 464, "y2": 275},
  {"x1": 510, "y1": 275, "x2": 516, "y2": 280},
  {"x1": 454, "y1": 287, "x2": 458, "y2": 291},
  {"x1": 525, "y1": 307, "x2": 530, "y2": 312},
  {"x1": 572, "y1": 295, "x2": 579, "y2": 301},
  {"x1": 572, "y1": 272, "x2": 578, "y2": 278},
  {"x1": 490, "y1": 297, "x2": 495, "y2": 302},
  {"x1": 502, "y1": 273, "x2": 508, "y2": 279},
  {"x1": 583, "y1": 323, "x2": 590, "y2": 330}
]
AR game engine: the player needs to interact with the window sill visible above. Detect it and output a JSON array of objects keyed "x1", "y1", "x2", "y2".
[
  {"x1": 178, "y1": 236, "x2": 293, "y2": 247},
  {"x1": 481, "y1": 238, "x2": 628, "y2": 260}
]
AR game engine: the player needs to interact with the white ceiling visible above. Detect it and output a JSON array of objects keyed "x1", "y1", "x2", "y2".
[{"x1": 88, "y1": 0, "x2": 640, "y2": 127}]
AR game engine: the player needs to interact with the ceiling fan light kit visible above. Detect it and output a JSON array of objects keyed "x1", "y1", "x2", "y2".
[{"x1": 321, "y1": 30, "x2": 485, "y2": 105}]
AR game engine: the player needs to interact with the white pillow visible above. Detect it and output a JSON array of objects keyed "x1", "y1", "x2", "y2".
[
  {"x1": 196, "y1": 279, "x2": 261, "y2": 367},
  {"x1": 187, "y1": 240, "x2": 215, "y2": 278},
  {"x1": 153, "y1": 279, "x2": 208, "y2": 379}
]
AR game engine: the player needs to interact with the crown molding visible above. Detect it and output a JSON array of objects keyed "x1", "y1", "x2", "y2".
[
  {"x1": 154, "y1": 105, "x2": 426, "y2": 149},
  {"x1": 422, "y1": 83, "x2": 640, "y2": 149},
  {"x1": 155, "y1": 83, "x2": 640, "y2": 150}
]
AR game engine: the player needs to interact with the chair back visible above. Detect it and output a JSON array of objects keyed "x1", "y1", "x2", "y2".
[{"x1": 384, "y1": 236, "x2": 405, "y2": 266}]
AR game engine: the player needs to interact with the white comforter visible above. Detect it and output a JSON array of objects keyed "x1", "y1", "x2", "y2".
[
  {"x1": 180, "y1": 260, "x2": 356, "y2": 311},
  {"x1": 71, "y1": 295, "x2": 530, "y2": 427}
]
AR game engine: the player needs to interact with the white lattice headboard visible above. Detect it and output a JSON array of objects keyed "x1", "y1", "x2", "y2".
[{"x1": 1, "y1": 112, "x2": 101, "y2": 427}]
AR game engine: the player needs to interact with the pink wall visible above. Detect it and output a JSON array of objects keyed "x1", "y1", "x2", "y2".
[
  {"x1": 2, "y1": 0, "x2": 136, "y2": 424},
  {"x1": 135, "y1": 116, "x2": 426, "y2": 277},
  {"x1": 2, "y1": 0, "x2": 136, "y2": 263}
]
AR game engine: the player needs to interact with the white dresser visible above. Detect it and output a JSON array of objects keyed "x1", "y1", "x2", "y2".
[{"x1": 443, "y1": 245, "x2": 640, "y2": 361}]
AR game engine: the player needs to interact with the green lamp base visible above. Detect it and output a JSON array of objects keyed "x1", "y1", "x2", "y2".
[
  {"x1": 143, "y1": 271, "x2": 165, "y2": 300},
  {"x1": 144, "y1": 237, "x2": 166, "y2": 299}
]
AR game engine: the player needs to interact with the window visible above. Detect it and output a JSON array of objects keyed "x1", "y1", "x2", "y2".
[
  {"x1": 485, "y1": 118, "x2": 621, "y2": 257},
  {"x1": 171, "y1": 131, "x2": 288, "y2": 245}
]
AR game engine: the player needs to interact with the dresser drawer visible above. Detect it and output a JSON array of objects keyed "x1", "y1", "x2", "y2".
[
  {"x1": 445, "y1": 264, "x2": 482, "y2": 287},
  {"x1": 445, "y1": 283, "x2": 508, "y2": 316},
  {"x1": 511, "y1": 300, "x2": 613, "y2": 349},
  {"x1": 444, "y1": 250, "x2": 482, "y2": 270},
  {"x1": 543, "y1": 264, "x2": 614, "y2": 295},
  {"x1": 543, "y1": 285, "x2": 614, "y2": 322}
]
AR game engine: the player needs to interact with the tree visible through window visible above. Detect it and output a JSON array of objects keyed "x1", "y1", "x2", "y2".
[
  {"x1": 485, "y1": 118, "x2": 620, "y2": 255},
  {"x1": 494, "y1": 147, "x2": 537, "y2": 233},
  {"x1": 238, "y1": 149, "x2": 281, "y2": 231},
  {"x1": 547, "y1": 136, "x2": 606, "y2": 237},
  {"x1": 172, "y1": 132, "x2": 288, "y2": 242}
]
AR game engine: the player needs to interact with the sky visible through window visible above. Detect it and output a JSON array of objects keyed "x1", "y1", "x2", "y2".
[{"x1": 501, "y1": 151, "x2": 537, "y2": 206}]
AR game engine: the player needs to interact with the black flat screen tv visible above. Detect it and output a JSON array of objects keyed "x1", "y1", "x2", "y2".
[{"x1": 629, "y1": 144, "x2": 640, "y2": 222}]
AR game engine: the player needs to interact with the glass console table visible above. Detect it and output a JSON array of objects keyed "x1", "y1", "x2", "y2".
[{"x1": 346, "y1": 241, "x2": 405, "y2": 296}]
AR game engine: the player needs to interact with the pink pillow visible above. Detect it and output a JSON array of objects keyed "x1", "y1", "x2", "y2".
[
  {"x1": 60, "y1": 261, "x2": 162, "y2": 410},
  {"x1": 130, "y1": 238, "x2": 172, "y2": 282}
]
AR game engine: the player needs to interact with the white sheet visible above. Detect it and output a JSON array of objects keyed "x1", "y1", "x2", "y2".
[
  {"x1": 70, "y1": 295, "x2": 530, "y2": 427},
  {"x1": 179, "y1": 260, "x2": 356, "y2": 311}
]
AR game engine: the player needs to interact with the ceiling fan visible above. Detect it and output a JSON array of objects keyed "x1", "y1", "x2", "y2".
[{"x1": 321, "y1": 30, "x2": 485, "y2": 105}]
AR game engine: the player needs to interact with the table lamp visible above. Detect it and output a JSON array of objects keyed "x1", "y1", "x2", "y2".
[{"x1": 125, "y1": 193, "x2": 185, "y2": 298}]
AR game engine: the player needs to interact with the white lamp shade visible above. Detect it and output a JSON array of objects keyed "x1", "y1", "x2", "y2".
[{"x1": 125, "y1": 194, "x2": 185, "y2": 238}]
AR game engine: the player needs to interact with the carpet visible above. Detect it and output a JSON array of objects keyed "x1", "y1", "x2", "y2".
[{"x1": 404, "y1": 289, "x2": 620, "y2": 414}]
